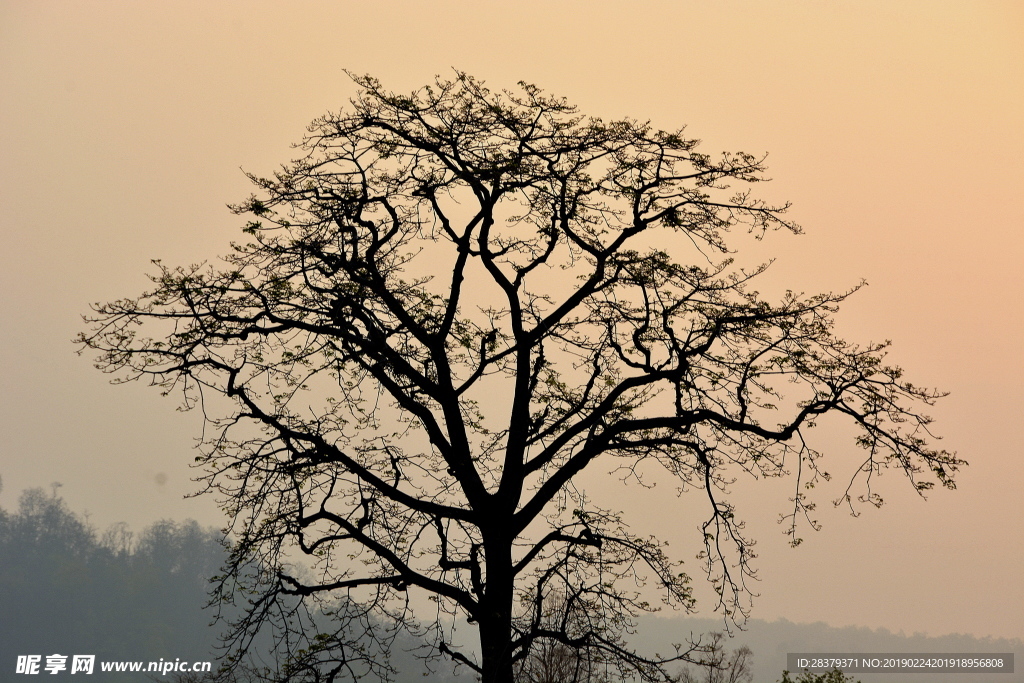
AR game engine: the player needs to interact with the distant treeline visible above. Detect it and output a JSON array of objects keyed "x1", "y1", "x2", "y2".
[
  {"x1": 0, "y1": 484, "x2": 466, "y2": 682},
  {"x1": 0, "y1": 484, "x2": 225, "y2": 679}
]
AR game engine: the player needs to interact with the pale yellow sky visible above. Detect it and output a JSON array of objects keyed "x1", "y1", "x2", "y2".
[{"x1": 1, "y1": 1, "x2": 1022, "y2": 641}]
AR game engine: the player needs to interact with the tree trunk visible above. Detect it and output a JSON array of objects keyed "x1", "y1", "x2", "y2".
[{"x1": 479, "y1": 533, "x2": 516, "y2": 683}]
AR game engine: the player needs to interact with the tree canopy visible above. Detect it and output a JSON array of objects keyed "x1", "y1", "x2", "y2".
[{"x1": 80, "y1": 72, "x2": 960, "y2": 683}]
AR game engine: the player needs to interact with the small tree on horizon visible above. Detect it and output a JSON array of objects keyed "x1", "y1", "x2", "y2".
[
  {"x1": 80, "y1": 72, "x2": 960, "y2": 683},
  {"x1": 677, "y1": 632, "x2": 752, "y2": 683}
]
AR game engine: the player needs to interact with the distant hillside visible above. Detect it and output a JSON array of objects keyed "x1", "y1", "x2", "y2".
[
  {"x1": 635, "y1": 614, "x2": 1022, "y2": 683},
  {"x1": 0, "y1": 486, "x2": 226, "y2": 681},
  {"x1": 0, "y1": 485, "x2": 466, "y2": 682}
]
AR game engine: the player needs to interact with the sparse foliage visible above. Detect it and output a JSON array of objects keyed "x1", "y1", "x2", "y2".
[{"x1": 80, "y1": 72, "x2": 960, "y2": 683}]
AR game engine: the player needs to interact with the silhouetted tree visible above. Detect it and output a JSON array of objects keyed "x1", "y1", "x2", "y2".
[
  {"x1": 80, "y1": 72, "x2": 961, "y2": 683},
  {"x1": 676, "y1": 632, "x2": 751, "y2": 683}
]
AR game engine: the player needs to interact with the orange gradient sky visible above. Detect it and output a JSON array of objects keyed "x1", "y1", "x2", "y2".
[{"x1": 1, "y1": 1, "x2": 1022, "y2": 641}]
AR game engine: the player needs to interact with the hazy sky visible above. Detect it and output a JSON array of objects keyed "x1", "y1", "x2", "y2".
[{"x1": 2, "y1": 1, "x2": 1022, "y2": 642}]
